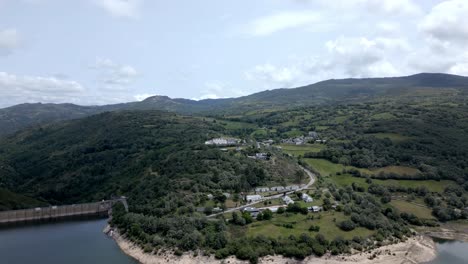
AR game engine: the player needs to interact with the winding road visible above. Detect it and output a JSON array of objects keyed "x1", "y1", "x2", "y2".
[{"x1": 207, "y1": 166, "x2": 316, "y2": 218}]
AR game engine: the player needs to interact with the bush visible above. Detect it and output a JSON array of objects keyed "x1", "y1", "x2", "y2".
[
  {"x1": 338, "y1": 220, "x2": 356, "y2": 231},
  {"x1": 277, "y1": 207, "x2": 285, "y2": 214},
  {"x1": 309, "y1": 225, "x2": 320, "y2": 232}
]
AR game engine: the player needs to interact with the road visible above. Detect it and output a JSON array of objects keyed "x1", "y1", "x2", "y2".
[{"x1": 207, "y1": 166, "x2": 316, "y2": 218}]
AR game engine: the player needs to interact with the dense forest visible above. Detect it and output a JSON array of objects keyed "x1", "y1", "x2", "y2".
[{"x1": 0, "y1": 111, "x2": 279, "y2": 209}]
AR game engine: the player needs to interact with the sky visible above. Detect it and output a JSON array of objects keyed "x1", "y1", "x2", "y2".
[{"x1": 0, "y1": 0, "x2": 467, "y2": 107}]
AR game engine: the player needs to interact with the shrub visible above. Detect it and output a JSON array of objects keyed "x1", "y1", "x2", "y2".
[{"x1": 338, "y1": 220, "x2": 356, "y2": 231}]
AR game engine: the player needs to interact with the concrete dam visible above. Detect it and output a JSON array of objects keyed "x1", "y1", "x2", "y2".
[{"x1": 0, "y1": 197, "x2": 128, "y2": 225}]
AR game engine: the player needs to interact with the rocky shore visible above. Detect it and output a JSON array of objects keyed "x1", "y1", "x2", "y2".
[{"x1": 105, "y1": 225, "x2": 437, "y2": 264}]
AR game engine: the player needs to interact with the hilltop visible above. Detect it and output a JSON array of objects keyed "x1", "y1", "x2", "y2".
[{"x1": 1, "y1": 73, "x2": 467, "y2": 136}]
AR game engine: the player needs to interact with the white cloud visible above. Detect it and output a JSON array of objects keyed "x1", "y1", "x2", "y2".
[
  {"x1": 91, "y1": 58, "x2": 139, "y2": 88},
  {"x1": 0, "y1": 28, "x2": 20, "y2": 56},
  {"x1": 315, "y1": 0, "x2": 422, "y2": 16},
  {"x1": 93, "y1": 0, "x2": 143, "y2": 18},
  {"x1": 192, "y1": 81, "x2": 247, "y2": 101},
  {"x1": 245, "y1": 64, "x2": 302, "y2": 87},
  {"x1": 419, "y1": 0, "x2": 468, "y2": 45},
  {"x1": 245, "y1": 36, "x2": 406, "y2": 88},
  {"x1": 246, "y1": 11, "x2": 321, "y2": 36},
  {"x1": 134, "y1": 93, "x2": 154, "y2": 101},
  {"x1": 0, "y1": 72, "x2": 85, "y2": 107}
]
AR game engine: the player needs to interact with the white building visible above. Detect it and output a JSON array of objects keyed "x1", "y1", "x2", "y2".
[
  {"x1": 246, "y1": 195, "x2": 263, "y2": 202},
  {"x1": 302, "y1": 193, "x2": 313, "y2": 203},
  {"x1": 310, "y1": 206, "x2": 322, "y2": 212},
  {"x1": 255, "y1": 187, "x2": 270, "y2": 193},
  {"x1": 282, "y1": 196, "x2": 294, "y2": 205},
  {"x1": 205, "y1": 137, "x2": 240, "y2": 146}
]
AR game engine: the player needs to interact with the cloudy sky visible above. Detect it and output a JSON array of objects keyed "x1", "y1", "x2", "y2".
[{"x1": 0, "y1": 0, "x2": 467, "y2": 107}]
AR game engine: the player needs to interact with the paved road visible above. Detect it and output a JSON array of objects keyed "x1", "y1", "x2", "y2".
[{"x1": 207, "y1": 166, "x2": 316, "y2": 218}]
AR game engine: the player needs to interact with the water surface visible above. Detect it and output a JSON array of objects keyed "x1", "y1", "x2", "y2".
[
  {"x1": 0, "y1": 219, "x2": 137, "y2": 264},
  {"x1": 426, "y1": 238, "x2": 468, "y2": 264}
]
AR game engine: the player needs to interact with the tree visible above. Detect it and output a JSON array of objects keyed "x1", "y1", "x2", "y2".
[
  {"x1": 262, "y1": 209, "x2": 273, "y2": 220},
  {"x1": 338, "y1": 220, "x2": 356, "y2": 231},
  {"x1": 256, "y1": 212, "x2": 264, "y2": 221}
]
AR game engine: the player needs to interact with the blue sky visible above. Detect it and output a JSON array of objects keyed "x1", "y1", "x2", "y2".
[{"x1": 0, "y1": 0, "x2": 467, "y2": 107}]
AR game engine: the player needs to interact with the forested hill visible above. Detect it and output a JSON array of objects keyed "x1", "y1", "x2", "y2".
[
  {"x1": 0, "y1": 111, "x2": 280, "y2": 210},
  {"x1": 1, "y1": 73, "x2": 468, "y2": 136}
]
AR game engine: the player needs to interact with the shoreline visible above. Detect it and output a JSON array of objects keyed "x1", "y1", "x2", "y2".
[{"x1": 105, "y1": 225, "x2": 438, "y2": 264}]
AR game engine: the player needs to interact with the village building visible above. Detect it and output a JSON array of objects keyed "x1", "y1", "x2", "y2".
[
  {"x1": 282, "y1": 195, "x2": 294, "y2": 205},
  {"x1": 302, "y1": 193, "x2": 313, "y2": 203},
  {"x1": 205, "y1": 137, "x2": 240, "y2": 146},
  {"x1": 243, "y1": 207, "x2": 260, "y2": 217},
  {"x1": 309, "y1": 206, "x2": 322, "y2": 212},
  {"x1": 255, "y1": 187, "x2": 270, "y2": 193},
  {"x1": 246, "y1": 194, "x2": 262, "y2": 202}
]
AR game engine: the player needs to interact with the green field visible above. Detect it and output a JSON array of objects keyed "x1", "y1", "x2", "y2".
[
  {"x1": 303, "y1": 158, "x2": 372, "y2": 176},
  {"x1": 245, "y1": 211, "x2": 374, "y2": 240},
  {"x1": 279, "y1": 144, "x2": 326, "y2": 157},
  {"x1": 304, "y1": 158, "x2": 420, "y2": 178},
  {"x1": 330, "y1": 174, "x2": 456, "y2": 193},
  {"x1": 390, "y1": 200, "x2": 435, "y2": 219},
  {"x1": 371, "y1": 166, "x2": 420, "y2": 176}
]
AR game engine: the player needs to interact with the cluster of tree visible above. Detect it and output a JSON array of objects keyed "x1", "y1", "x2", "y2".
[{"x1": 327, "y1": 184, "x2": 412, "y2": 238}]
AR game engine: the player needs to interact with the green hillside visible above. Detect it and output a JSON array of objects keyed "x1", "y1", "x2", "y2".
[{"x1": 1, "y1": 73, "x2": 467, "y2": 136}]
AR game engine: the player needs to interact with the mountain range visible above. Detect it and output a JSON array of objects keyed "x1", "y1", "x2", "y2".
[{"x1": 1, "y1": 73, "x2": 467, "y2": 136}]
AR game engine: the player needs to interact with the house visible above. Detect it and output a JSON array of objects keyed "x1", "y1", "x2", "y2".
[
  {"x1": 255, "y1": 153, "x2": 269, "y2": 160},
  {"x1": 223, "y1": 193, "x2": 231, "y2": 198},
  {"x1": 309, "y1": 206, "x2": 322, "y2": 212},
  {"x1": 308, "y1": 131, "x2": 318, "y2": 139},
  {"x1": 205, "y1": 137, "x2": 240, "y2": 146},
  {"x1": 271, "y1": 186, "x2": 285, "y2": 192},
  {"x1": 302, "y1": 193, "x2": 313, "y2": 203},
  {"x1": 255, "y1": 187, "x2": 270, "y2": 193},
  {"x1": 289, "y1": 185, "x2": 299, "y2": 191},
  {"x1": 259, "y1": 206, "x2": 283, "y2": 213},
  {"x1": 246, "y1": 195, "x2": 263, "y2": 202},
  {"x1": 248, "y1": 153, "x2": 269, "y2": 160},
  {"x1": 243, "y1": 207, "x2": 260, "y2": 217},
  {"x1": 282, "y1": 196, "x2": 294, "y2": 205}
]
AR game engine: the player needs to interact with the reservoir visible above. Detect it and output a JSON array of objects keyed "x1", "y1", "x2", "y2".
[
  {"x1": 1, "y1": 219, "x2": 468, "y2": 264},
  {"x1": 426, "y1": 238, "x2": 468, "y2": 264},
  {"x1": 0, "y1": 219, "x2": 136, "y2": 264}
]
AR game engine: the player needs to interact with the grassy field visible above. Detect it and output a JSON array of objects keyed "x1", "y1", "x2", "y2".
[
  {"x1": 390, "y1": 200, "x2": 435, "y2": 219},
  {"x1": 245, "y1": 211, "x2": 374, "y2": 240},
  {"x1": 250, "y1": 128, "x2": 269, "y2": 137},
  {"x1": 329, "y1": 174, "x2": 456, "y2": 193},
  {"x1": 304, "y1": 158, "x2": 420, "y2": 178},
  {"x1": 371, "y1": 166, "x2": 420, "y2": 176},
  {"x1": 279, "y1": 144, "x2": 326, "y2": 157},
  {"x1": 303, "y1": 158, "x2": 373, "y2": 176}
]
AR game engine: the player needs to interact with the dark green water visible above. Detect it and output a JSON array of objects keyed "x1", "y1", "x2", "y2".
[
  {"x1": 426, "y1": 238, "x2": 468, "y2": 264},
  {"x1": 0, "y1": 219, "x2": 137, "y2": 264},
  {"x1": 1, "y1": 221, "x2": 468, "y2": 264}
]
